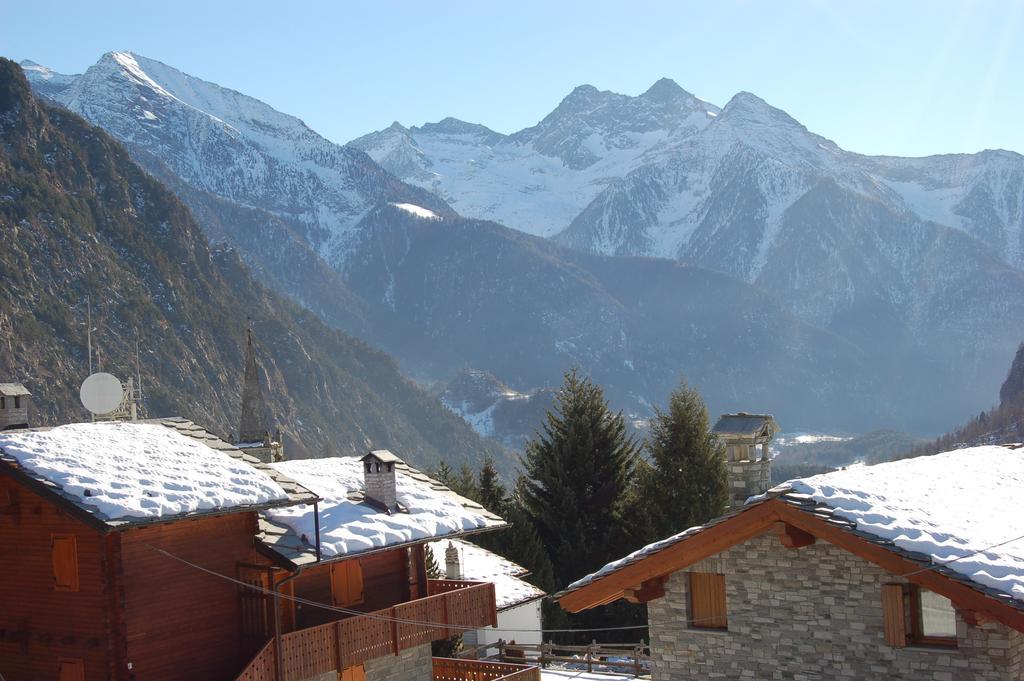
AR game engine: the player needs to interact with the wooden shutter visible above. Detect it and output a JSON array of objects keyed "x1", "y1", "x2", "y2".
[
  {"x1": 348, "y1": 560, "x2": 364, "y2": 604},
  {"x1": 340, "y1": 664, "x2": 365, "y2": 681},
  {"x1": 689, "y1": 572, "x2": 728, "y2": 629},
  {"x1": 332, "y1": 560, "x2": 364, "y2": 607},
  {"x1": 882, "y1": 583, "x2": 907, "y2": 648},
  {"x1": 58, "y1": 658, "x2": 85, "y2": 681},
  {"x1": 52, "y1": 534, "x2": 79, "y2": 592}
]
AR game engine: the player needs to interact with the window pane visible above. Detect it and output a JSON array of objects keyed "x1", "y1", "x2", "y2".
[{"x1": 919, "y1": 590, "x2": 956, "y2": 637}]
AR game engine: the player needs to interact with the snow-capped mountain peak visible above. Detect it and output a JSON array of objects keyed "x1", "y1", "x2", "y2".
[{"x1": 24, "y1": 52, "x2": 449, "y2": 268}]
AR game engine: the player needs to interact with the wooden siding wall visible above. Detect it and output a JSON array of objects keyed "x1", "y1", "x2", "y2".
[
  {"x1": 119, "y1": 511, "x2": 261, "y2": 681},
  {"x1": 293, "y1": 546, "x2": 412, "y2": 630},
  {"x1": 0, "y1": 475, "x2": 112, "y2": 681}
]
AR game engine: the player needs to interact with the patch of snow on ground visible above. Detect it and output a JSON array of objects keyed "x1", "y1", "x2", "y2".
[
  {"x1": 390, "y1": 202, "x2": 441, "y2": 220},
  {"x1": 542, "y1": 670, "x2": 636, "y2": 681},
  {"x1": 442, "y1": 399, "x2": 497, "y2": 439},
  {"x1": 0, "y1": 422, "x2": 288, "y2": 520},
  {"x1": 777, "y1": 445, "x2": 1024, "y2": 601},
  {"x1": 269, "y1": 457, "x2": 491, "y2": 557}
]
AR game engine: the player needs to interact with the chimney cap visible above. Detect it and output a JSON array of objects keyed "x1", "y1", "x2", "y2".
[
  {"x1": 361, "y1": 449, "x2": 401, "y2": 464},
  {"x1": 0, "y1": 383, "x2": 31, "y2": 397}
]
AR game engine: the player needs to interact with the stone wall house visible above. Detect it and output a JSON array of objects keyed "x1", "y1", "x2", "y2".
[{"x1": 557, "y1": 440, "x2": 1024, "y2": 681}]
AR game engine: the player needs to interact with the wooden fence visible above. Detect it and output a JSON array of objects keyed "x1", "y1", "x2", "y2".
[
  {"x1": 235, "y1": 580, "x2": 497, "y2": 681},
  {"x1": 432, "y1": 658, "x2": 541, "y2": 681},
  {"x1": 498, "y1": 641, "x2": 651, "y2": 677}
]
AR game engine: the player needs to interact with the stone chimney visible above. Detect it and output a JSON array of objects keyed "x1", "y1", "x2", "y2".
[
  {"x1": 361, "y1": 450, "x2": 400, "y2": 512},
  {"x1": 444, "y1": 541, "x2": 462, "y2": 579},
  {"x1": 0, "y1": 383, "x2": 30, "y2": 430},
  {"x1": 711, "y1": 413, "x2": 779, "y2": 510}
]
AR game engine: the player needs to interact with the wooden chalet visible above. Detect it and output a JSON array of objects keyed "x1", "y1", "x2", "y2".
[
  {"x1": 0, "y1": 418, "x2": 312, "y2": 681},
  {"x1": 0, "y1": 417, "x2": 537, "y2": 681},
  {"x1": 557, "y1": 444, "x2": 1024, "y2": 680}
]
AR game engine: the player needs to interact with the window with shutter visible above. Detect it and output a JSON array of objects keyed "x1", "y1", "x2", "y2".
[
  {"x1": 881, "y1": 583, "x2": 907, "y2": 647},
  {"x1": 58, "y1": 657, "x2": 85, "y2": 681},
  {"x1": 689, "y1": 572, "x2": 728, "y2": 629},
  {"x1": 52, "y1": 534, "x2": 79, "y2": 592},
  {"x1": 331, "y1": 559, "x2": 364, "y2": 607}
]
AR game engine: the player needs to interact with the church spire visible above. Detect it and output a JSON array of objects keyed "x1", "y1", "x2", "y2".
[
  {"x1": 239, "y1": 325, "x2": 268, "y2": 444},
  {"x1": 236, "y1": 325, "x2": 285, "y2": 463}
]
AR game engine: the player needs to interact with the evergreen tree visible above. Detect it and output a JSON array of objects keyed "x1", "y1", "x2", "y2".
[
  {"x1": 450, "y1": 462, "x2": 479, "y2": 500},
  {"x1": 637, "y1": 380, "x2": 728, "y2": 541},
  {"x1": 432, "y1": 461, "x2": 454, "y2": 486},
  {"x1": 521, "y1": 369, "x2": 640, "y2": 589},
  {"x1": 477, "y1": 456, "x2": 507, "y2": 513}
]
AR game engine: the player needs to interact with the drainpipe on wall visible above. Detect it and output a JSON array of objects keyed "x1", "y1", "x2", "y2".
[
  {"x1": 313, "y1": 500, "x2": 322, "y2": 563},
  {"x1": 274, "y1": 565, "x2": 305, "y2": 681}
]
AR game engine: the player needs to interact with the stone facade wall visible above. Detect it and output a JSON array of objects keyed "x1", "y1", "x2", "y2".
[
  {"x1": 1009, "y1": 629, "x2": 1023, "y2": 679},
  {"x1": 646, "y1": 535, "x2": 1022, "y2": 680},
  {"x1": 365, "y1": 465, "x2": 397, "y2": 510},
  {"x1": 726, "y1": 459, "x2": 770, "y2": 509},
  {"x1": 364, "y1": 642, "x2": 432, "y2": 681}
]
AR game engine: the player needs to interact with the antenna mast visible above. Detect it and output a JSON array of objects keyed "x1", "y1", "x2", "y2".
[{"x1": 86, "y1": 296, "x2": 93, "y2": 375}]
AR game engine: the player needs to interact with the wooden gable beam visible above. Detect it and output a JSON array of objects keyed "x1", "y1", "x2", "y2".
[
  {"x1": 558, "y1": 501, "x2": 782, "y2": 612},
  {"x1": 772, "y1": 521, "x2": 815, "y2": 548},
  {"x1": 623, "y1": 576, "x2": 667, "y2": 604}
]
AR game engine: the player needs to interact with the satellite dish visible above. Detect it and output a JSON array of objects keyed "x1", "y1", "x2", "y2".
[{"x1": 80, "y1": 372, "x2": 124, "y2": 415}]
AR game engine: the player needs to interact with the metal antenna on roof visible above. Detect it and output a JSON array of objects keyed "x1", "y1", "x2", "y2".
[{"x1": 86, "y1": 296, "x2": 93, "y2": 376}]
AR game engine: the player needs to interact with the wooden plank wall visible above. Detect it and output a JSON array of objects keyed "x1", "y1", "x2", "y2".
[
  {"x1": 0, "y1": 475, "x2": 112, "y2": 681},
  {"x1": 119, "y1": 511, "x2": 261, "y2": 681},
  {"x1": 293, "y1": 547, "x2": 411, "y2": 629}
]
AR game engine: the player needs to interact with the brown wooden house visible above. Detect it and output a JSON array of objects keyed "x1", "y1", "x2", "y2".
[
  {"x1": 234, "y1": 450, "x2": 509, "y2": 681},
  {"x1": 1, "y1": 415, "x2": 526, "y2": 681},
  {"x1": 0, "y1": 417, "x2": 314, "y2": 681}
]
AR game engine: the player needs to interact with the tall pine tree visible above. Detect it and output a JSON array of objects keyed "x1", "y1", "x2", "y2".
[
  {"x1": 521, "y1": 369, "x2": 639, "y2": 589},
  {"x1": 636, "y1": 380, "x2": 728, "y2": 542},
  {"x1": 477, "y1": 456, "x2": 507, "y2": 513}
]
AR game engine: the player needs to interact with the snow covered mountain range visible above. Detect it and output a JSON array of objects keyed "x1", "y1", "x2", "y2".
[
  {"x1": 21, "y1": 53, "x2": 1024, "y2": 437},
  {"x1": 354, "y1": 78, "x2": 1024, "y2": 421}
]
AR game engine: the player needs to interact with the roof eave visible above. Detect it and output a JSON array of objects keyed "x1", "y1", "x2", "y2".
[{"x1": 260, "y1": 521, "x2": 510, "y2": 571}]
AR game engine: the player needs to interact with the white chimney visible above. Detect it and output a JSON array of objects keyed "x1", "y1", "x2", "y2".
[{"x1": 445, "y1": 541, "x2": 462, "y2": 579}]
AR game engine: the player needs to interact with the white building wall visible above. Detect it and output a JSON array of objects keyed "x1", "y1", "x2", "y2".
[{"x1": 474, "y1": 599, "x2": 543, "y2": 649}]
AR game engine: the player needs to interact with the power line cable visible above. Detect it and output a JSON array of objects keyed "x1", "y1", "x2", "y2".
[
  {"x1": 147, "y1": 544, "x2": 650, "y2": 633},
  {"x1": 150, "y1": 523, "x2": 1024, "y2": 635}
]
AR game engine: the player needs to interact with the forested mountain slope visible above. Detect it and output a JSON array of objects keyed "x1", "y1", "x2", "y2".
[{"x1": 0, "y1": 59, "x2": 512, "y2": 473}]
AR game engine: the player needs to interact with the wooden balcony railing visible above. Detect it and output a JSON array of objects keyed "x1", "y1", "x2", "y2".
[
  {"x1": 432, "y1": 657, "x2": 541, "y2": 681},
  {"x1": 235, "y1": 579, "x2": 498, "y2": 681}
]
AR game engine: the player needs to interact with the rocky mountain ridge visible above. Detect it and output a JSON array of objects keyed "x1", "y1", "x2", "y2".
[{"x1": 0, "y1": 58, "x2": 512, "y2": 474}]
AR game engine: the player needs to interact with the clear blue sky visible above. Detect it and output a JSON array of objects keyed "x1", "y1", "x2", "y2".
[{"x1": 3, "y1": 1, "x2": 1022, "y2": 156}]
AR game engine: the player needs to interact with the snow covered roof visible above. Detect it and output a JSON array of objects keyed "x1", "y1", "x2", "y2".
[
  {"x1": 0, "y1": 383, "x2": 30, "y2": 397},
  {"x1": 560, "y1": 445, "x2": 1024, "y2": 616},
  {"x1": 775, "y1": 445, "x2": 1024, "y2": 603},
  {"x1": 259, "y1": 456, "x2": 505, "y2": 567},
  {"x1": 0, "y1": 419, "x2": 306, "y2": 529},
  {"x1": 427, "y1": 539, "x2": 545, "y2": 610}
]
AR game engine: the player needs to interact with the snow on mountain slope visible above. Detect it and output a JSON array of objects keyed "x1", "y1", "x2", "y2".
[
  {"x1": 350, "y1": 79, "x2": 719, "y2": 237},
  {"x1": 23, "y1": 52, "x2": 449, "y2": 266}
]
